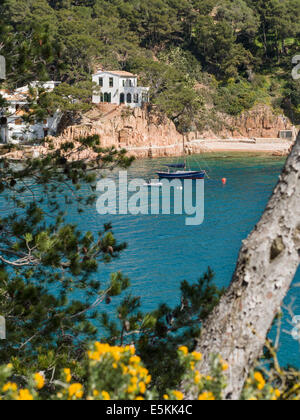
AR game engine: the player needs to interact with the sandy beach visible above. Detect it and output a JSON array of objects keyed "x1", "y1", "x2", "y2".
[
  {"x1": 125, "y1": 137, "x2": 294, "y2": 158},
  {"x1": 187, "y1": 138, "x2": 294, "y2": 155}
]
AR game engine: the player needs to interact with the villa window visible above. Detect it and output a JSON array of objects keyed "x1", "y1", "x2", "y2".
[
  {"x1": 104, "y1": 92, "x2": 112, "y2": 103},
  {"x1": 99, "y1": 78, "x2": 103, "y2": 87},
  {"x1": 109, "y1": 77, "x2": 114, "y2": 88},
  {"x1": 133, "y1": 94, "x2": 139, "y2": 103},
  {"x1": 100, "y1": 93, "x2": 104, "y2": 102},
  {"x1": 126, "y1": 93, "x2": 132, "y2": 104},
  {"x1": 142, "y1": 93, "x2": 149, "y2": 103}
]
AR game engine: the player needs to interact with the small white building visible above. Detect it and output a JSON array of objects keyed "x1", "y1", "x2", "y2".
[
  {"x1": 0, "y1": 81, "x2": 61, "y2": 144},
  {"x1": 92, "y1": 70, "x2": 149, "y2": 108}
]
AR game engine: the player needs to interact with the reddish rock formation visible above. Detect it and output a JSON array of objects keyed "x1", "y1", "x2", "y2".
[
  {"x1": 199, "y1": 105, "x2": 296, "y2": 140},
  {"x1": 52, "y1": 105, "x2": 185, "y2": 158},
  {"x1": 2, "y1": 104, "x2": 296, "y2": 160},
  {"x1": 52, "y1": 104, "x2": 296, "y2": 154}
]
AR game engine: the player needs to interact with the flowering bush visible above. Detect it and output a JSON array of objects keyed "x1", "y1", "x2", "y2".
[{"x1": 0, "y1": 343, "x2": 298, "y2": 400}]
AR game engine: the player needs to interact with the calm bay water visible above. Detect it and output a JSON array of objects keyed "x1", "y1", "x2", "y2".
[
  {"x1": 1, "y1": 152, "x2": 299, "y2": 367},
  {"x1": 88, "y1": 152, "x2": 299, "y2": 368}
]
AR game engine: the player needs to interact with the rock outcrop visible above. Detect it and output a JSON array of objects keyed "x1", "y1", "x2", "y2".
[
  {"x1": 2, "y1": 104, "x2": 296, "y2": 160},
  {"x1": 54, "y1": 105, "x2": 184, "y2": 158},
  {"x1": 51, "y1": 104, "x2": 297, "y2": 157},
  {"x1": 198, "y1": 105, "x2": 296, "y2": 140}
]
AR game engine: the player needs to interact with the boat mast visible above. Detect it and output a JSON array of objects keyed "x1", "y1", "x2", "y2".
[{"x1": 183, "y1": 134, "x2": 186, "y2": 169}]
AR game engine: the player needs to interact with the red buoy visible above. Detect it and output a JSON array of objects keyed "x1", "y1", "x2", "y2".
[{"x1": 222, "y1": 178, "x2": 227, "y2": 185}]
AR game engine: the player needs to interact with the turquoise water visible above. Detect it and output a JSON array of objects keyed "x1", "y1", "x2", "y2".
[
  {"x1": 86, "y1": 153, "x2": 299, "y2": 367},
  {"x1": 1, "y1": 152, "x2": 299, "y2": 367}
]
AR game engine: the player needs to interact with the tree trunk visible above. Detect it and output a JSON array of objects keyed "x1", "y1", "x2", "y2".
[{"x1": 186, "y1": 134, "x2": 300, "y2": 400}]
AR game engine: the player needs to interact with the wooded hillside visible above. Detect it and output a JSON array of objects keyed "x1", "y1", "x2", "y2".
[{"x1": 1, "y1": 0, "x2": 300, "y2": 132}]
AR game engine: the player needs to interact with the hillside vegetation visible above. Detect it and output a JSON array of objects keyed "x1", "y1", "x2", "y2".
[{"x1": 1, "y1": 0, "x2": 300, "y2": 132}]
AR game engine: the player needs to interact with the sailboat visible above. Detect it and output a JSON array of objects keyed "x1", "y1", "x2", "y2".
[
  {"x1": 156, "y1": 138, "x2": 206, "y2": 180},
  {"x1": 156, "y1": 164, "x2": 206, "y2": 180}
]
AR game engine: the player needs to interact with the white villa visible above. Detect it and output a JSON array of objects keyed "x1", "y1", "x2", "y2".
[
  {"x1": 0, "y1": 81, "x2": 61, "y2": 144},
  {"x1": 92, "y1": 70, "x2": 149, "y2": 108},
  {"x1": 0, "y1": 72, "x2": 150, "y2": 145}
]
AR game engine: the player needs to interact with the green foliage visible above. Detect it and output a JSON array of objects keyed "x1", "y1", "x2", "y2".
[
  {"x1": 281, "y1": 79, "x2": 300, "y2": 124},
  {"x1": 129, "y1": 56, "x2": 204, "y2": 132},
  {"x1": 100, "y1": 267, "x2": 224, "y2": 394},
  {"x1": 0, "y1": 0, "x2": 299, "y2": 399},
  {"x1": 0, "y1": 342, "x2": 298, "y2": 400},
  {"x1": 214, "y1": 79, "x2": 268, "y2": 116},
  {"x1": 0, "y1": 120, "x2": 223, "y2": 397},
  {"x1": 0, "y1": 134, "x2": 134, "y2": 377},
  {"x1": 0, "y1": 0, "x2": 299, "y2": 121}
]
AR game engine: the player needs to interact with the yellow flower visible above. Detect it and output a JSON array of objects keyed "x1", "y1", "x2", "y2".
[
  {"x1": 111, "y1": 350, "x2": 121, "y2": 362},
  {"x1": 275, "y1": 389, "x2": 281, "y2": 398},
  {"x1": 222, "y1": 362, "x2": 229, "y2": 372},
  {"x1": 102, "y1": 391, "x2": 110, "y2": 400},
  {"x1": 88, "y1": 351, "x2": 101, "y2": 361},
  {"x1": 163, "y1": 394, "x2": 169, "y2": 400},
  {"x1": 178, "y1": 346, "x2": 189, "y2": 356},
  {"x1": 18, "y1": 389, "x2": 34, "y2": 401},
  {"x1": 172, "y1": 391, "x2": 184, "y2": 400},
  {"x1": 69, "y1": 383, "x2": 83, "y2": 399},
  {"x1": 254, "y1": 372, "x2": 265, "y2": 391},
  {"x1": 34, "y1": 373, "x2": 45, "y2": 390},
  {"x1": 195, "y1": 372, "x2": 201, "y2": 384},
  {"x1": 138, "y1": 367, "x2": 149, "y2": 378},
  {"x1": 131, "y1": 377, "x2": 138, "y2": 385},
  {"x1": 145, "y1": 375, "x2": 152, "y2": 385},
  {"x1": 64, "y1": 368, "x2": 72, "y2": 383},
  {"x1": 129, "y1": 368, "x2": 137, "y2": 377},
  {"x1": 129, "y1": 355, "x2": 141, "y2": 365},
  {"x1": 135, "y1": 396, "x2": 144, "y2": 400},
  {"x1": 112, "y1": 363, "x2": 118, "y2": 369},
  {"x1": 192, "y1": 352, "x2": 202, "y2": 361},
  {"x1": 2, "y1": 382, "x2": 17, "y2": 393},
  {"x1": 122, "y1": 364, "x2": 129, "y2": 375},
  {"x1": 127, "y1": 384, "x2": 137, "y2": 394},
  {"x1": 139, "y1": 382, "x2": 146, "y2": 394},
  {"x1": 94, "y1": 342, "x2": 110, "y2": 355},
  {"x1": 198, "y1": 392, "x2": 215, "y2": 401}
]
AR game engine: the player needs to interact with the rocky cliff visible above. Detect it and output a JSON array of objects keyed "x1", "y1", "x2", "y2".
[
  {"x1": 52, "y1": 103, "x2": 296, "y2": 158},
  {"x1": 55, "y1": 105, "x2": 184, "y2": 158},
  {"x1": 2, "y1": 104, "x2": 296, "y2": 160},
  {"x1": 197, "y1": 105, "x2": 296, "y2": 140}
]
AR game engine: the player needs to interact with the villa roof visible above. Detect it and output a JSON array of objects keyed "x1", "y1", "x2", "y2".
[
  {"x1": 0, "y1": 89, "x2": 27, "y2": 102},
  {"x1": 97, "y1": 70, "x2": 137, "y2": 78},
  {"x1": 0, "y1": 81, "x2": 59, "y2": 104}
]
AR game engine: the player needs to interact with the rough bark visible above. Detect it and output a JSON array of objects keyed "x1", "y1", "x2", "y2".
[{"x1": 186, "y1": 133, "x2": 300, "y2": 400}]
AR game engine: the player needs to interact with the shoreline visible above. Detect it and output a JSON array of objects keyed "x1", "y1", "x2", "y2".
[
  {"x1": 0, "y1": 138, "x2": 294, "y2": 161},
  {"x1": 126, "y1": 138, "x2": 294, "y2": 158}
]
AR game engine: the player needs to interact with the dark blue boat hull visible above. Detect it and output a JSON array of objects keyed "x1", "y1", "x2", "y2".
[{"x1": 156, "y1": 171, "x2": 205, "y2": 180}]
